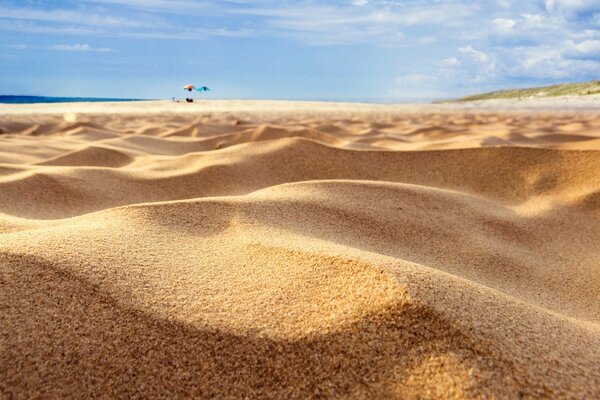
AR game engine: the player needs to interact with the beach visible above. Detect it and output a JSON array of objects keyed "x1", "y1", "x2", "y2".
[{"x1": 1, "y1": 99, "x2": 599, "y2": 398}]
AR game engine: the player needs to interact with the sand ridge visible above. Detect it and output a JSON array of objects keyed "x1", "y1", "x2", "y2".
[{"x1": 1, "y1": 101, "x2": 600, "y2": 399}]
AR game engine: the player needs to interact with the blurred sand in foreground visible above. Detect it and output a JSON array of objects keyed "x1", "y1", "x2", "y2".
[{"x1": 1, "y1": 100, "x2": 599, "y2": 399}]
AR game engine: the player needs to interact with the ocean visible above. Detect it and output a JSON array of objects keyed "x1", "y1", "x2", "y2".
[{"x1": 0, "y1": 95, "x2": 148, "y2": 104}]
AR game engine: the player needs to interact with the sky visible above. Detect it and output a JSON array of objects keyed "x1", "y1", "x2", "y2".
[{"x1": 1, "y1": 0, "x2": 600, "y2": 101}]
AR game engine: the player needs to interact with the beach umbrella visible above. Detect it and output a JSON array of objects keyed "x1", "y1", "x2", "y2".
[{"x1": 183, "y1": 85, "x2": 211, "y2": 92}]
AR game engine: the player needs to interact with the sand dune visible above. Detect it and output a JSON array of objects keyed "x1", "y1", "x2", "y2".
[{"x1": 1, "y1": 101, "x2": 600, "y2": 399}]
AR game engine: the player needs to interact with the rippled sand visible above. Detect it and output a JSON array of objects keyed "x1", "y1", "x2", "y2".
[{"x1": 1, "y1": 100, "x2": 599, "y2": 399}]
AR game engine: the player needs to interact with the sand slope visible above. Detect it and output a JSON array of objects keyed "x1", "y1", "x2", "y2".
[{"x1": 1, "y1": 101, "x2": 600, "y2": 399}]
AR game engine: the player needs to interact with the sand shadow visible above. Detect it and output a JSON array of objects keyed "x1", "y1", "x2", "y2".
[{"x1": 0, "y1": 252, "x2": 516, "y2": 399}]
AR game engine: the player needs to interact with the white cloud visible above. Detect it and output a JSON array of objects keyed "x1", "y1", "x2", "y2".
[
  {"x1": 0, "y1": 5, "x2": 141, "y2": 27},
  {"x1": 455, "y1": 45, "x2": 497, "y2": 82},
  {"x1": 546, "y1": 0, "x2": 600, "y2": 13},
  {"x1": 83, "y1": 0, "x2": 208, "y2": 11},
  {"x1": 492, "y1": 18, "x2": 516, "y2": 33},
  {"x1": 417, "y1": 37, "x2": 436, "y2": 45},
  {"x1": 49, "y1": 44, "x2": 113, "y2": 52},
  {"x1": 441, "y1": 57, "x2": 461, "y2": 67},
  {"x1": 545, "y1": 0, "x2": 556, "y2": 13},
  {"x1": 494, "y1": 0, "x2": 512, "y2": 9},
  {"x1": 565, "y1": 39, "x2": 600, "y2": 57},
  {"x1": 0, "y1": 4, "x2": 253, "y2": 42},
  {"x1": 226, "y1": 1, "x2": 476, "y2": 45},
  {"x1": 511, "y1": 50, "x2": 600, "y2": 79},
  {"x1": 520, "y1": 14, "x2": 546, "y2": 28},
  {"x1": 458, "y1": 45, "x2": 490, "y2": 62},
  {"x1": 521, "y1": 48, "x2": 561, "y2": 70}
]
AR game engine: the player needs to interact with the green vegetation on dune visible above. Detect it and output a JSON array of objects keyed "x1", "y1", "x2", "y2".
[{"x1": 450, "y1": 79, "x2": 600, "y2": 102}]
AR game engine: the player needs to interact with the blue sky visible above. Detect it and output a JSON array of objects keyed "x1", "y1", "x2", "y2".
[{"x1": 1, "y1": 0, "x2": 600, "y2": 101}]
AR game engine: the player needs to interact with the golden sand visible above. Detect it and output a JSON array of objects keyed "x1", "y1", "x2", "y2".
[{"x1": 1, "y1": 101, "x2": 599, "y2": 399}]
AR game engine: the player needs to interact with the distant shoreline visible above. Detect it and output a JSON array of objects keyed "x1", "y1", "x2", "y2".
[{"x1": 0, "y1": 95, "x2": 150, "y2": 104}]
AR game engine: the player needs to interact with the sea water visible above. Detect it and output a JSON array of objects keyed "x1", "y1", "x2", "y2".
[{"x1": 0, "y1": 95, "x2": 148, "y2": 104}]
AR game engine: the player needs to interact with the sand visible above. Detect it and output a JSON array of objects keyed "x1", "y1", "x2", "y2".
[{"x1": 1, "y1": 100, "x2": 599, "y2": 399}]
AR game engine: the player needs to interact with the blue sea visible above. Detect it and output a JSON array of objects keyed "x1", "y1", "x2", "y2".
[{"x1": 0, "y1": 95, "x2": 148, "y2": 104}]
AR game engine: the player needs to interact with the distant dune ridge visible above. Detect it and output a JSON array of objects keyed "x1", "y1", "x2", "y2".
[
  {"x1": 1, "y1": 100, "x2": 600, "y2": 399},
  {"x1": 450, "y1": 79, "x2": 600, "y2": 102}
]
